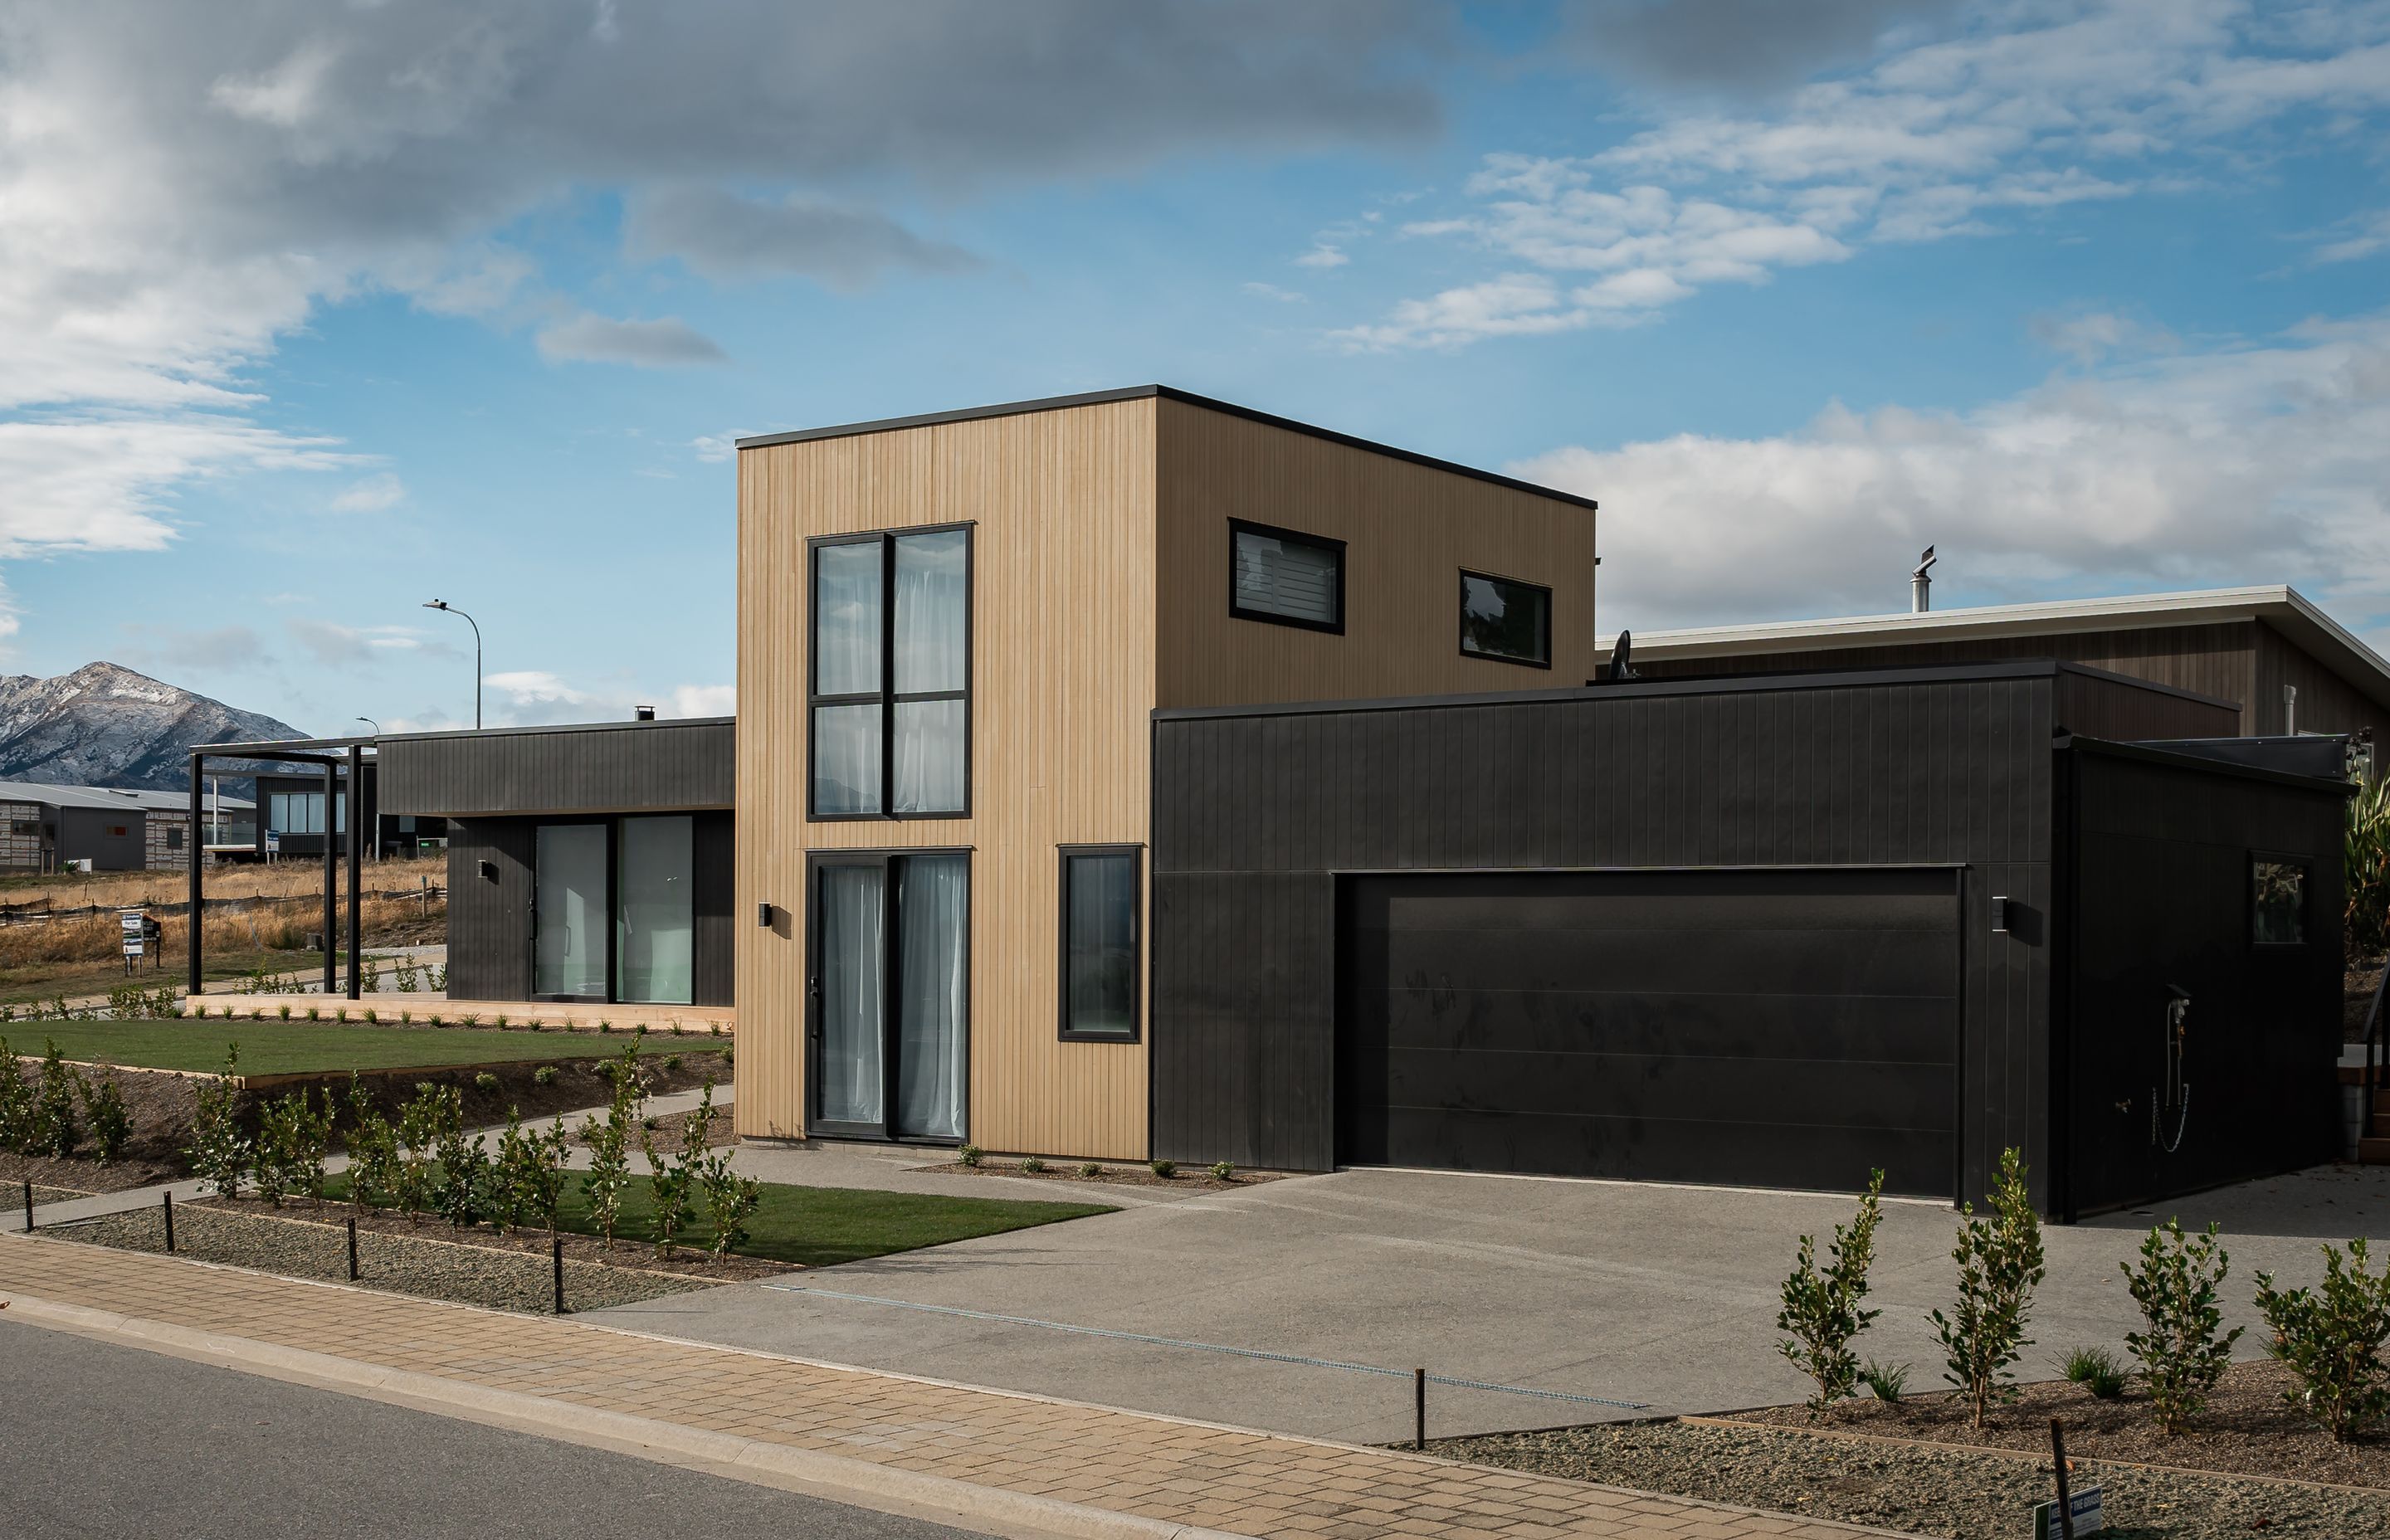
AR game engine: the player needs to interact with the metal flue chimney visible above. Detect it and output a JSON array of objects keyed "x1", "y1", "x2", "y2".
[{"x1": 1910, "y1": 546, "x2": 1937, "y2": 613}]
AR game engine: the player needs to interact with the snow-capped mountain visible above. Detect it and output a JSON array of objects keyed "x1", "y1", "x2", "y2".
[{"x1": 0, "y1": 662, "x2": 308, "y2": 791}]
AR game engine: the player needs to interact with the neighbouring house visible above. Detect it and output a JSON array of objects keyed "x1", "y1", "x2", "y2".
[
  {"x1": 1606, "y1": 585, "x2": 2390, "y2": 753},
  {"x1": 0, "y1": 780, "x2": 236, "y2": 872},
  {"x1": 255, "y1": 763, "x2": 448, "y2": 861}
]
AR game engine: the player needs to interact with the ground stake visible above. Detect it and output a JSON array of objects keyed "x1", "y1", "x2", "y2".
[{"x1": 346, "y1": 1216, "x2": 359, "y2": 1280}]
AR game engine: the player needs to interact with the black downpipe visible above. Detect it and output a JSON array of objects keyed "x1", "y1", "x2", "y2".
[
  {"x1": 187, "y1": 753, "x2": 204, "y2": 998},
  {"x1": 2050, "y1": 740, "x2": 2079, "y2": 1224}
]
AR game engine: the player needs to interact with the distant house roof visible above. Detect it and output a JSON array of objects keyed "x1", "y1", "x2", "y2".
[
  {"x1": 1604, "y1": 585, "x2": 2390, "y2": 712},
  {"x1": 0, "y1": 781, "x2": 253, "y2": 812}
]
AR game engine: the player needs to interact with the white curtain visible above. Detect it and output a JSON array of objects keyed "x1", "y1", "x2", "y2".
[
  {"x1": 891, "y1": 699, "x2": 964, "y2": 814},
  {"x1": 818, "y1": 865, "x2": 885, "y2": 1124},
  {"x1": 895, "y1": 854, "x2": 969, "y2": 1139},
  {"x1": 814, "y1": 542, "x2": 883, "y2": 695},
  {"x1": 812, "y1": 703, "x2": 883, "y2": 814},
  {"x1": 893, "y1": 530, "x2": 967, "y2": 692}
]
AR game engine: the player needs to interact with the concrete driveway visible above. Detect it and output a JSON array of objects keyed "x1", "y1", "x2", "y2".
[{"x1": 593, "y1": 1148, "x2": 2390, "y2": 1446}]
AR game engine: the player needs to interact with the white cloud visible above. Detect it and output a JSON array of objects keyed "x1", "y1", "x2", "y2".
[
  {"x1": 535, "y1": 314, "x2": 728, "y2": 367},
  {"x1": 1516, "y1": 312, "x2": 2390, "y2": 642},
  {"x1": 1294, "y1": 242, "x2": 1350, "y2": 268},
  {"x1": 1241, "y1": 281, "x2": 1308, "y2": 303},
  {"x1": 671, "y1": 683, "x2": 735, "y2": 717},
  {"x1": 0, "y1": 415, "x2": 351, "y2": 557},
  {"x1": 692, "y1": 434, "x2": 737, "y2": 462},
  {"x1": 1333, "y1": 273, "x2": 1610, "y2": 350},
  {"x1": 626, "y1": 188, "x2": 978, "y2": 289},
  {"x1": 1355, "y1": 1, "x2": 2390, "y2": 347},
  {"x1": 479, "y1": 670, "x2": 732, "y2": 726},
  {"x1": 2316, "y1": 207, "x2": 2390, "y2": 265},
  {"x1": 329, "y1": 473, "x2": 406, "y2": 513}
]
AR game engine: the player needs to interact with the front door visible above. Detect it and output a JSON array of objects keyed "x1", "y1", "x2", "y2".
[
  {"x1": 533, "y1": 823, "x2": 609, "y2": 1001},
  {"x1": 810, "y1": 851, "x2": 968, "y2": 1142}
]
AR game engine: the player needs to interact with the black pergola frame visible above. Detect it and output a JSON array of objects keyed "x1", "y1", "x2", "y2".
[{"x1": 188, "y1": 734, "x2": 373, "y2": 1002}]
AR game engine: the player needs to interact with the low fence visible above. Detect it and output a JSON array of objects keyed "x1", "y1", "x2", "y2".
[{"x1": 0, "y1": 885, "x2": 446, "y2": 927}]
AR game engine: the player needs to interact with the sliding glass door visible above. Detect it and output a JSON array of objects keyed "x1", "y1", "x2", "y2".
[
  {"x1": 533, "y1": 823, "x2": 608, "y2": 1000},
  {"x1": 810, "y1": 851, "x2": 968, "y2": 1142},
  {"x1": 617, "y1": 815, "x2": 694, "y2": 1005}
]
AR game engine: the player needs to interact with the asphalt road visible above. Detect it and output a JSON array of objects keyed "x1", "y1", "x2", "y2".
[{"x1": 0, "y1": 1317, "x2": 979, "y2": 1540}]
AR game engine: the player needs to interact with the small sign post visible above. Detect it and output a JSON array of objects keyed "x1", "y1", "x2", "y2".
[
  {"x1": 120, "y1": 909, "x2": 162, "y2": 974},
  {"x1": 2032, "y1": 1488, "x2": 2103, "y2": 1538}
]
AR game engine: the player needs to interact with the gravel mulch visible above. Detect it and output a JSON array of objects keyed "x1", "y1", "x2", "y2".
[
  {"x1": 18, "y1": 1183, "x2": 89, "y2": 1205},
  {"x1": 574, "y1": 1104, "x2": 737, "y2": 1153},
  {"x1": 922, "y1": 1158, "x2": 1286, "y2": 1191},
  {"x1": 58, "y1": 1201, "x2": 721, "y2": 1315},
  {"x1": 1431, "y1": 1419, "x2": 2390, "y2": 1539},
  {"x1": 1731, "y1": 1360, "x2": 2389, "y2": 1490},
  {"x1": 192, "y1": 1196, "x2": 794, "y2": 1283}
]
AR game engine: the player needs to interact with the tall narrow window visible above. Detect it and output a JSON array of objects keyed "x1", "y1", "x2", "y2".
[
  {"x1": 2252, "y1": 857, "x2": 2307, "y2": 945},
  {"x1": 1060, "y1": 846, "x2": 1140, "y2": 1040},
  {"x1": 1229, "y1": 519, "x2": 1344, "y2": 632},
  {"x1": 810, "y1": 525, "x2": 972, "y2": 819},
  {"x1": 1459, "y1": 570, "x2": 1553, "y2": 668}
]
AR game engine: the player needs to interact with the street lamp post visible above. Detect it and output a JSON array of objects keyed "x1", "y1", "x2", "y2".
[
  {"x1": 355, "y1": 716, "x2": 380, "y2": 734},
  {"x1": 421, "y1": 600, "x2": 482, "y2": 729}
]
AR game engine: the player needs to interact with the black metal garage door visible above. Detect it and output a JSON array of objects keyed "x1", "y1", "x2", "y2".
[{"x1": 1338, "y1": 869, "x2": 1959, "y2": 1197}]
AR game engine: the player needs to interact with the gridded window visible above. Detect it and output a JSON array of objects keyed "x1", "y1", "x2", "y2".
[
  {"x1": 2253, "y1": 857, "x2": 2307, "y2": 945},
  {"x1": 1230, "y1": 519, "x2": 1344, "y2": 632},
  {"x1": 1459, "y1": 570, "x2": 1553, "y2": 668},
  {"x1": 165, "y1": 826, "x2": 184, "y2": 850},
  {"x1": 1060, "y1": 846, "x2": 1140, "y2": 1040},
  {"x1": 9, "y1": 820, "x2": 34, "y2": 836},
  {"x1": 810, "y1": 525, "x2": 971, "y2": 819}
]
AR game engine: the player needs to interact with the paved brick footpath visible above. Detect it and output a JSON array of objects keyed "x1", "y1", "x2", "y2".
[{"x1": 0, "y1": 1235, "x2": 1898, "y2": 1540}]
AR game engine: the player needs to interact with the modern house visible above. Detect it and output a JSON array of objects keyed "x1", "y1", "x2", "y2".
[
  {"x1": 255, "y1": 763, "x2": 447, "y2": 861},
  {"x1": 731, "y1": 386, "x2": 1602, "y2": 1157},
  {"x1": 1607, "y1": 586, "x2": 2390, "y2": 750},
  {"x1": 0, "y1": 781, "x2": 231, "y2": 871}
]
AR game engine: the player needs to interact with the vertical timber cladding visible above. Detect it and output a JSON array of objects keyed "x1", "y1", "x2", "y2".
[
  {"x1": 1152, "y1": 665, "x2": 2073, "y2": 1202},
  {"x1": 735, "y1": 397, "x2": 1160, "y2": 1155}
]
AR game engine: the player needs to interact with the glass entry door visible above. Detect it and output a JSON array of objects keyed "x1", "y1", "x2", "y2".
[
  {"x1": 617, "y1": 815, "x2": 694, "y2": 1005},
  {"x1": 534, "y1": 823, "x2": 609, "y2": 1000},
  {"x1": 810, "y1": 852, "x2": 968, "y2": 1142}
]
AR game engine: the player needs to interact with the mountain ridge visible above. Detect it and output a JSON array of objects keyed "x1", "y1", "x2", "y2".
[{"x1": 0, "y1": 662, "x2": 310, "y2": 792}]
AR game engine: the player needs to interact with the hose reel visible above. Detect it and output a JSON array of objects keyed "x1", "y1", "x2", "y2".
[{"x1": 2152, "y1": 987, "x2": 2190, "y2": 1153}]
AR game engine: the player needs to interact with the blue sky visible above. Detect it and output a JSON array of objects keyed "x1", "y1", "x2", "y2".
[{"x1": 4, "y1": 0, "x2": 2389, "y2": 733}]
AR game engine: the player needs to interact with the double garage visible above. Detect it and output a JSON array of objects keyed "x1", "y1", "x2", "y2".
[{"x1": 1150, "y1": 660, "x2": 2347, "y2": 1217}]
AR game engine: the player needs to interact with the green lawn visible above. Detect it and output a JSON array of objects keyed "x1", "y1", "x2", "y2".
[
  {"x1": 329, "y1": 1172, "x2": 1115, "y2": 1268},
  {"x1": 0, "y1": 1018, "x2": 727, "y2": 1076}
]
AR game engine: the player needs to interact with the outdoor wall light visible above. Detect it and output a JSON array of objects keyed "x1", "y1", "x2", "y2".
[
  {"x1": 477, "y1": 860, "x2": 499, "y2": 882},
  {"x1": 758, "y1": 902, "x2": 776, "y2": 928},
  {"x1": 1991, "y1": 895, "x2": 2012, "y2": 934}
]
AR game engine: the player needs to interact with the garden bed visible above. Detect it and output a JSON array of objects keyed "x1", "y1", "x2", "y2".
[
  {"x1": 1429, "y1": 1416, "x2": 2390, "y2": 1539},
  {"x1": 7, "y1": 1017, "x2": 724, "y2": 1077},
  {"x1": 56, "y1": 1201, "x2": 715, "y2": 1314},
  {"x1": 924, "y1": 1157, "x2": 1288, "y2": 1192},
  {"x1": 1727, "y1": 1360, "x2": 2390, "y2": 1490}
]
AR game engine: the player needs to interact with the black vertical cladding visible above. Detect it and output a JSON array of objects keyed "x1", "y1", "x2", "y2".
[
  {"x1": 1152, "y1": 665, "x2": 2085, "y2": 1185},
  {"x1": 692, "y1": 810, "x2": 736, "y2": 1007},
  {"x1": 444, "y1": 819, "x2": 536, "y2": 1001}
]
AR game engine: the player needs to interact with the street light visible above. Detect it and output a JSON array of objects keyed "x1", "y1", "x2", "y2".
[
  {"x1": 355, "y1": 715, "x2": 380, "y2": 735},
  {"x1": 421, "y1": 600, "x2": 482, "y2": 729}
]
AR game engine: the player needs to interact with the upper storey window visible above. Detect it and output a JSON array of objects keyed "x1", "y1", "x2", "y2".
[
  {"x1": 1230, "y1": 519, "x2": 1344, "y2": 634},
  {"x1": 810, "y1": 525, "x2": 971, "y2": 819},
  {"x1": 1459, "y1": 570, "x2": 1552, "y2": 669}
]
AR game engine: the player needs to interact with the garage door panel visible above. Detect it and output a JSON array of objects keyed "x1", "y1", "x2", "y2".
[
  {"x1": 1339, "y1": 870, "x2": 1959, "y2": 1197},
  {"x1": 1358, "y1": 984, "x2": 1956, "y2": 1062},
  {"x1": 1367, "y1": 926, "x2": 1958, "y2": 999},
  {"x1": 1370, "y1": 1107, "x2": 1953, "y2": 1195},
  {"x1": 1360, "y1": 1046, "x2": 1954, "y2": 1132}
]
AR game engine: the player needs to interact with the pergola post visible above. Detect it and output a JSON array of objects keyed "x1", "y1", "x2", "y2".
[
  {"x1": 321, "y1": 760, "x2": 338, "y2": 997},
  {"x1": 346, "y1": 743, "x2": 364, "y2": 1000},
  {"x1": 187, "y1": 752, "x2": 204, "y2": 1000}
]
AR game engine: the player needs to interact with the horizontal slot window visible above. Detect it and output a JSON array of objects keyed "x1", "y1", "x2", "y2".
[
  {"x1": 1230, "y1": 519, "x2": 1344, "y2": 633},
  {"x1": 1460, "y1": 570, "x2": 1553, "y2": 668}
]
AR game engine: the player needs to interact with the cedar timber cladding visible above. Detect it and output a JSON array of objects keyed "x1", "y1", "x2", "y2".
[{"x1": 735, "y1": 397, "x2": 1162, "y2": 1155}]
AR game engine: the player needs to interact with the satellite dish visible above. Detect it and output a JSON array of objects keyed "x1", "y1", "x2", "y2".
[{"x1": 1608, "y1": 629, "x2": 1636, "y2": 682}]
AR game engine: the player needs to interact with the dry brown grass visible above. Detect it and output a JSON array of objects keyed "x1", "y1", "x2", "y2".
[
  {"x1": 0, "y1": 893, "x2": 439, "y2": 968},
  {"x1": 0, "y1": 854, "x2": 446, "y2": 914}
]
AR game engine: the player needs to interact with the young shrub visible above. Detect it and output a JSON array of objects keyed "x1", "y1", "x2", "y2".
[
  {"x1": 1861, "y1": 1359, "x2": 1910, "y2": 1404},
  {"x1": 2122, "y1": 1219, "x2": 2242, "y2": 1432},
  {"x1": 958, "y1": 1143, "x2": 983, "y2": 1168},
  {"x1": 1930, "y1": 1148, "x2": 2047, "y2": 1428},
  {"x1": 1078, "y1": 1162, "x2": 1102, "y2": 1179},
  {"x1": 1149, "y1": 1158, "x2": 1176, "y2": 1179},
  {"x1": 80, "y1": 1073, "x2": 131, "y2": 1164},
  {"x1": 277, "y1": 1004, "x2": 291, "y2": 1021},
  {"x1": 2061, "y1": 1346, "x2": 2128, "y2": 1401},
  {"x1": 490, "y1": 1109, "x2": 533, "y2": 1233},
  {"x1": 579, "y1": 1049, "x2": 644, "y2": 1249},
  {"x1": 721, "y1": 1048, "x2": 734, "y2": 1076},
  {"x1": 534, "y1": 1065, "x2": 558, "y2": 1086},
  {"x1": 253, "y1": 1088, "x2": 333, "y2": 1207},
  {"x1": 32, "y1": 1041, "x2": 81, "y2": 1158},
  {"x1": 434, "y1": 1115, "x2": 493, "y2": 1229},
  {"x1": 344, "y1": 1075, "x2": 401, "y2": 1218},
  {"x1": 2255, "y1": 1238, "x2": 2390, "y2": 1443},
  {"x1": 1021, "y1": 1155, "x2": 1047, "y2": 1174},
  {"x1": 393, "y1": 1082, "x2": 449, "y2": 1224},
  {"x1": 363, "y1": 1008, "x2": 378, "y2": 1025},
  {"x1": 187, "y1": 1048, "x2": 250, "y2": 1200},
  {"x1": 663, "y1": 1053, "x2": 682, "y2": 1073},
  {"x1": 493, "y1": 1015, "x2": 508, "y2": 1030},
  {"x1": 1777, "y1": 1169, "x2": 1888, "y2": 1412},
  {"x1": 1210, "y1": 1160, "x2": 1235, "y2": 1182},
  {"x1": 641, "y1": 1108, "x2": 695, "y2": 1261},
  {"x1": 305, "y1": 1006, "x2": 319, "y2": 1022},
  {"x1": 473, "y1": 1070, "x2": 500, "y2": 1094},
  {"x1": 523, "y1": 1117, "x2": 573, "y2": 1233},
  {"x1": 0, "y1": 1036, "x2": 31, "y2": 1152},
  {"x1": 598, "y1": 1020, "x2": 612, "y2": 1035}
]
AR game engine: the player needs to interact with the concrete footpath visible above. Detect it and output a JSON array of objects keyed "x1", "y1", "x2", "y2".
[{"x1": 0, "y1": 1231, "x2": 1904, "y2": 1540}]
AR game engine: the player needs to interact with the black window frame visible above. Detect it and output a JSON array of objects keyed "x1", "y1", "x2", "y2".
[
  {"x1": 1457, "y1": 568, "x2": 1554, "y2": 670},
  {"x1": 2249, "y1": 851, "x2": 2310, "y2": 948},
  {"x1": 1227, "y1": 518, "x2": 1346, "y2": 636},
  {"x1": 1056, "y1": 843, "x2": 1144, "y2": 1043},
  {"x1": 807, "y1": 522, "x2": 974, "y2": 822}
]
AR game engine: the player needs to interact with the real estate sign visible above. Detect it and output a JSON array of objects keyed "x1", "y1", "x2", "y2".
[{"x1": 2032, "y1": 1486, "x2": 2104, "y2": 1538}]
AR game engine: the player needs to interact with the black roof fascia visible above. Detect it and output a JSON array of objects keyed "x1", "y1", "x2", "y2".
[
  {"x1": 2059, "y1": 733, "x2": 2357, "y2": 797},
  {"x1": 734, "y1": 385, "x2": 1602, "y2": 514},
  {"x1": 1154, "y1": 658, "x2": 2206, "y2": 724},
  {"x1": 188, "y1": 743, "x2": 356, "y2": 763},
  {"x1": 371, "y1": 716, "x2": 734, "y2": 746}
]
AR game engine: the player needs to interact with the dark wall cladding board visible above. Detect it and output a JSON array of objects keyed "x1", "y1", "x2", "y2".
[
  {"x1": 2062, "y1": 748, "x2": 2345, "y2": 1217},
  {"x1": 2055, "y1": 669, "x2": 2241, "y2": 743},
  {"x1": 379, "y1": 721, "x2": 734, "y2": 816},
  {"x1": 694, "y1": 810, "x2": 735, "y2": 1007},
  {"x1": 2251, "y1": 621, "x2": 2390, "y2": 741},
  {"x1": 444, "y1": 818, "x2": 534, "y2": 1001}
]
